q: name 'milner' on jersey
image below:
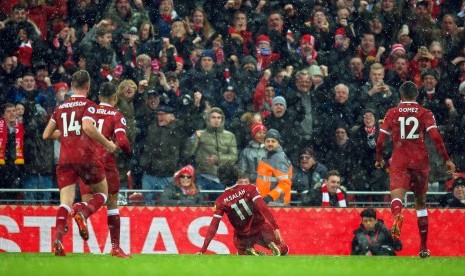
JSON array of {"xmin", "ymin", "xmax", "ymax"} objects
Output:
[
  {"xmin": 51, "ymin": 95, "xmax": 100, "ymax": 164},
  {"xmin": 213, "ymin": 184, "xmax": 268, "ymax": 236},
  {"xmin": 379, "ymin": 101, "xmax": 439, "ymax": 170}
]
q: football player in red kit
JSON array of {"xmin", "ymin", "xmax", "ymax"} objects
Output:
[
  {"xmin": 43, "ymin": 70, "xmax": 117, "ymax": 256},
  {"xmin": 375, "ymin": 81, "xmax": 455, "ymax": 258},
  {"xmin": 197, "ymin": 163, "xmax": 288, "ymax": 255},
  {"xmin": 74, "ymin": 82, "xmax": 131, "ymax": 258}
]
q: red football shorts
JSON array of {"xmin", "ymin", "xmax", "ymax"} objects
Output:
[
  {"xmin": 79, "ymin": 166, "xmax": 120, "ymax": 195},
  {"xmin": 56, "ymin": 163, "xmax": 106, "ymax": 189},
  {"xmin": 234, "ymin": 223, "xmax": 281, "ymax": 255},
  {"xmin": 389, "ymin": 167, "xmax": 430, "ymax": 195}
]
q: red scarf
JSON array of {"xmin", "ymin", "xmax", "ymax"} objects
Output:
[
  {"xmin": 161, "ymin": 14, "xmax": 172, "ymax": 23},
  {"xmin": 321, "ymin": 184, "xmax": 346, "ymax": 207},
  {"xmin": 0, "ymin": 118, "xmax": 25, "ymax": 165},
  {"xmin": 228, "ymin": 26, "xmax": 253, "ymax": 55},
  {"xmin": 365, "ymin": 126, "xmax": 376, "ymax": 135}
]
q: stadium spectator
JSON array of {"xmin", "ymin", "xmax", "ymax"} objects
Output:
[
  {"xmin": 238, "ymin": 122, "xmax": 267, "ymax": 184},
  {"xmin": 140, "ymin": 102, "xmax": 187, "ymax": 205},
  {"xmin": 184, "ymin": 107, "xmax": 238, "ymax": 193},
  {"xmin": 351, "ymin": 208, "xmax": 402, "ymax": 256},
  {"xmin": 23, "ymin": 0, "xmax": 67, "ymax": 41},
  {"xmin": 197, "ymin": 163, "xmax": 288, "ymax": 256},
  {"xmin": 304, "ymin": 169, "xmax": 348, "ymax": 207},
  {"xmin": 439, "ymin": 177, "xmax": 465, "ymax": 208},
  {"xmin": 115, "ymin": 79, "xmax": 137, "ymax": 190},
  {"xmin": 160, "ymin": 165, "xmax": 204, "ymax": 206},
  {"xmin": 0, "ymin": 3, "xmax": 40, "ymax": 59},
  {"xmin": 74, "ymin": 82, "xmax": 131, "ymax": 258},
  {"xmin": 264, "ymin": 96, "xmax": 303, "ymax": 165},
  {"xmin": 0, "ymin": 103, "xmax": 24, "ymax": 203},
  {"xmin": 218, "ymin": 84, "xmax": 244, "ymax": 130},
  {"xmin": 256, "ymin": 128, "xmax": 293, "ymax": 206},
  {"xmin": 324, "ymin": 125, "xmax": 355, "ymax": 190},
  {"xmin": 292, "ymin": 147, "xmax": 328, "ymax": 207},
  {"xmin": 0, "ymin": 56, "xmax": 23, "ymax": 105},
  {"xmin": 350, "ymin": 108, "xmax": 389, "ymax": 204},
  {"xmin": 360, "ymin": 62, "xmax": 398, "ymax": 118},
  {"xmin": 318, "ymin": 83, "xmax": 358, "ymax": 150},
  {"xmin": 21, "ymin": 79, "xmax": 54, "ymax": 205},
  {"xmin": 375, "ymin": 81, "xmax": 456, "ymax": 258},
  {"xmin": 43, "ymin": 70, "xmax": 117, "ymax": 256},
  {"xmin": 103, "ymin": 0, "xmax": 149, "ymax": 46}
]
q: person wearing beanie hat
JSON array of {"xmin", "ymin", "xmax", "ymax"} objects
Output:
[
  {"xmin": 271, "ymin": 96, "xmax": 287, "ymax": 110},
  {"xmin": 160, "ymin": 165, "xmax": 204, "ymax": 206},
  {"xmin": 389, "ymin": 44, "xmax": 406, "ymax": 57},
  {"xmin": 308, "ymin": 65, "xmax": 323, "ymax": 77},
  {"xmin": 298, "ymin": 34, "xmax": 318, "ymax": 65},
  {"xmin": 420, "ymin": 68, "xmax": 439, "ymax": 82},
  {"xmin": 241, "ymin": 55, "xmax": 257, "ymax": 68},
  {"xmin": 184, "ymin": 107, "xmax": 238, "ymax": 194},
  {"xmin": 54, "ymin": 82, "xmax": 69, "ymax": 94},
  {"xmin": 255, "ymin": 34, "xmax": 280, "ymax": 71},
  {"xmin": 238, "ymin": 123, "xmax": 267, "ymax": 183},
  {"xmin": 198, "ymin": 162, "xmax": 289, "ymax": 256},
  {"xmin": 256, "ymin": 128, "xmax": 292, "ymax": 206},
  {"xmin": 264, "ymin": 128, "xmax": 282, "ymax": 144},
  {"xmin": 439, "ymin": 177, "xmax": 465, "ymax": 208},
  {"xmin": 200, "ymin": 50, "xmax": 216, "ymax": 62},
  {"xmin": 351, "ymin": 207, "xmax": 403, "ymax": 255}
]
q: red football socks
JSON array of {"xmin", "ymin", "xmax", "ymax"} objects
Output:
[
  {"xmin": 390, "ymin": 198, "xmax": 403, "ymax": 216},
  {"xmin": 417, "ymin": 210, "xmax": 429, "ymax": 250},
  {"xmin": 108, "ymin": 209, "xmax": 121, "ymax": 249},
  {"xmin": 81, "ymin": 193, "xmax": 107, "ymax": 218},
  {"xmin": 55, "ymin": 205, "xmax": 70, "ymax": 241}
]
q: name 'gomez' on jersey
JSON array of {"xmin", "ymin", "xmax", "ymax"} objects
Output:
[
  {"xmin": 51, "ymin": 95, "xmax": 99, "ymax": 164},
  {"xmin": 214, "ymin": 184, "xmax": 267, "ymax": 236},
  {"xmin": 380, "ymin": 101, "xmax": 437, "ymax": 170},
  {"xmin": 93, "ymin": 103, "xmax": 130, "ymax": 167}
]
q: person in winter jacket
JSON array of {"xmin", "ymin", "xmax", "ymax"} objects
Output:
[{"xmin": 351, "ymin": 208, "xmax": 402, "ymax": 256}]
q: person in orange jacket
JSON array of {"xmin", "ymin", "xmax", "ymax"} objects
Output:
[{"xmin": 256, "ymin": 129, "xmax": 293, "ymax": 206}]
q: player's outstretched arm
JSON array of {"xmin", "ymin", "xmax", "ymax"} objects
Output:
[{"xmin": 198, "ymin": 216, "xmax": 221, "ymax": 254}]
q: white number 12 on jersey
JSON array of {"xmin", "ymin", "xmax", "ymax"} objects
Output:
[{"xmin": 398, "ymin": 116, "xmax": 419, "ymax": 139}]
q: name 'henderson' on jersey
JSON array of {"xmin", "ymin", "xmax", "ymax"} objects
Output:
[{"xmin": 379, "ymin": 101, "xmax": 438, "ymax": 169}]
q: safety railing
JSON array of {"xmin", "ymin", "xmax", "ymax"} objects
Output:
[{"xmin": 0, "ymin": 188, "xmax": 448, "ymax": 207}]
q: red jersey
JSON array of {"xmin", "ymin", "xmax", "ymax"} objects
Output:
[
  {"xmin": 377, "ymin": 101, "xmax": 449, "ymax": 170},
  {"xmin": 213, "ymin": 184, "xmax": 276, "ymax": 236},
  {"xmin": 51, "ymin": 95, "xmax": 99, "ymax": 164},
  {"xmin": 93, "ymin": 103, "xmax": 130, "ymax": 168}
]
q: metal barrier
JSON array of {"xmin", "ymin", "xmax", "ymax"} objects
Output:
[{"xmin": 0, "ymin": 188, "xmax": 448, "ymax": 207}]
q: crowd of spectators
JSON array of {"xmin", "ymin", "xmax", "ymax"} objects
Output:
[{"xmin": 1, "ymin": 0, "xmax": 465, "ymax": 207}]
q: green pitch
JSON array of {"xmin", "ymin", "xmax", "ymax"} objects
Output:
[{"xmin": 1, "ymin": 253, "xmax": 464, "ymax": 276}]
